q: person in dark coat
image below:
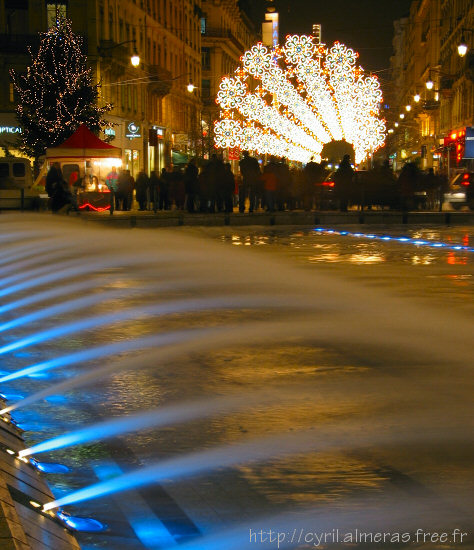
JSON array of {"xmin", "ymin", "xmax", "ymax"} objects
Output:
[
  {"xmin": 334, "ymin": 154, "xmax": 354, "ymax": 212},
  {"xmin": 304, "ymin": 158, "xmax": 325, "ymax": 210},
  {"xmin": 397, "ymin": 162, "xmax": 420, "ymax": 211},
  {"xmin": 184, "ymin": 159, "xmax": 199, "ymax": 212},
  {"xmin": 117, "ymin": 169, "xmax": 134, "ymax": 211},
  {"xmin": 198, "ymin": 163, "xmax": 211, "ymax": 212},
  {"xmin": 239, "ymin": 151, "xmax": 260, "ymax": 213},
  {"xmin": 149, "ymin": 170, "xmax": 160, "ymax": 212},
  {"xmin": 45, "ymin": 162, "xmax": 63, "ymax": 198},
  {"xmin": 159, "ymin": 167, "xmax": 171, "ymax": 210},
  {"xmin": 170, "ymin": 168, "xmax": 185, "ymax": 210},
  {"xmin": 222, "ymin": 163, "xmax": 235, "ymax": 213},
  {"xmin": 207, "ymin": 154, "xmax": 226, "ymax": 212},
  {"xmin": 46, "ymin": 162, "xmax": 74, "ymax": 212},
  {"xmin": 135, "ymin": 170, "xmax": 150, "ymax": 210}
]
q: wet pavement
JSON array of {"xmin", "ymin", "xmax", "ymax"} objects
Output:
[{"xmin": 0, "ymin": 214, "xmax": 472, "ymax": 550}]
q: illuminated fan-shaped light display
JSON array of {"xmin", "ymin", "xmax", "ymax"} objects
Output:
[{"xmin": 214, "ymin": 35, "xmax": 386, "ymax": 164}]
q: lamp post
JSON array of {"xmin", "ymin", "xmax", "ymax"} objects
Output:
[
  {"xmin": 98, "ymin": 39, "xmax": 140, "ymax": 67},
  {"xmin": 457, "ymin": 29, "xmax": 474, "ymax": 57}
]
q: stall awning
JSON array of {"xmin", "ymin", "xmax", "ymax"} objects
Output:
[{"xmin": 46, "ymin": 125, "xmax": 121, "ymax": 159}]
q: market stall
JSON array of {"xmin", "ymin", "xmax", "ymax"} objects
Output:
[{"xmin": 38, "ymin": 125, "xmax": 122, "ymax": 211}]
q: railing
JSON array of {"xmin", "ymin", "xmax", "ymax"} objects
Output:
[{"xmin": 202, "ymin": 27, "xmax": 245, "ymax": 50}]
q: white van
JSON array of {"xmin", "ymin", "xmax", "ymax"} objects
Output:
[{"xmin": 0, "ymin": 157, "xmax": 39, "ymax": 209}]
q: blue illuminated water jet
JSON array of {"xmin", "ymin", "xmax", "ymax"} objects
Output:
[
  {"xmin": 0, "ymin": 295, "xmax": 284, "ymax": 356},
  {"xmin": 0, "ymin": 280, "xmax": 99, "ymax": 315},
  {"xmin": 20, "ymin": 392, "xmax": 283, "ymax": 457},
  {"xmin": 0, "ymin": 288, "xmax": 129, "ymax": 333}
]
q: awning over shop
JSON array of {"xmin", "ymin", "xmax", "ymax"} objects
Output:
[{"xmin": 46, "ymin": 125, "xmax": 121, "ymax": 159}]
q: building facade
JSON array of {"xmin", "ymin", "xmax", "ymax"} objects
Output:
[
  {"xmin": 200, "ymin": 0, "xmax": 259, "ymax": 160},
  {"xmin": 0, "ymin": 0, "xmax": 203, "ymax": 175},
  {"xmin": 387, "ymin": 0, "xmax": 474, "ymax": 175}
]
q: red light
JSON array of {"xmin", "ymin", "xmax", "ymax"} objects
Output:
[
  {"xmin": 461, "ymin": 174, "xmax": 470, "ymax": 186},
  {"xmin": 451, "ymin": 133, "xmax": 457, "ymax": 140},
  {"xmin": 79, "ymin": 203, "xmax": 111, "ymax": 212}
]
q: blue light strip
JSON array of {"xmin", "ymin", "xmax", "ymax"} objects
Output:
[{"xmin": 312, "ymin": 228, "xmax": 474, "ymax": 253}]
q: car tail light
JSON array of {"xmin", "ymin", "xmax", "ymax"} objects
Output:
[
  {"xmin": 322, "ymin": 181, "xmax": 335, "ymax": 187},
  {"xmin": 461, "ymin": 173, "xmax": 471, "ymax": 186}
]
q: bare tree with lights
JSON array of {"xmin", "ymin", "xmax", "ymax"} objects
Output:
[{"xmin": 10, "ymin": 16, "xmax": 111, "ymax": 173}]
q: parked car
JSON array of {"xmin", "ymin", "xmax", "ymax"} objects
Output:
[
  {"xmin": 444, "ymin": 171, "xmax": 474, "ymax": 210},
  {"xmin": 0, "ymin": 157, "xmax": 40, "ymax": 209}
]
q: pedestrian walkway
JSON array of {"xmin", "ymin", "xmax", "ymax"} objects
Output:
[{"xmin": 77, "ymin": 208, "xmax": 474, "ymax": 228}]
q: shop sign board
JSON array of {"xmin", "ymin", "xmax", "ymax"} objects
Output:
[
  {"xmin": 0, "ymin": 126, "xmax": 21, "ymax": 134},
  {"xmin": 464, "ymin": 126, "xmax": 474, "ymax": 159},
  {"xmin": 126, "ymin": 122, "xmax": 141, "ymax": 139}
]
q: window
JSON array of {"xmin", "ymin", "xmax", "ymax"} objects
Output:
[
  {"xmin": 202, "ymin": 47, "xmax": 210, "ymax": 70},
  {"xmin": 12, "ymin": 163, "xmax": 26, "ymax": 177},
  {"xmin": 47, "ymin": 2, "xmax": 67, "ymax": 28},
  {"xmin": 201, "ymin": 79, "xmax": 210, "ymax": 100},
  {"xmin": 0, "ymin": 164, "xmax": 9, "ymax": 178},
  {"xmin": 200, "ymin": 17, "xmax": 206, "ymax": 34}
]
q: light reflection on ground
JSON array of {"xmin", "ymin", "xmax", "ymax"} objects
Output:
[{"xmin": 1, "ymin": 218, "xmax": 472, "ymax": 549}]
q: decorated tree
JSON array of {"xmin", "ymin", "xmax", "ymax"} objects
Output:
[{"xmin": 10, "ymin": 16, "xmax": 111, "ymax": 167}]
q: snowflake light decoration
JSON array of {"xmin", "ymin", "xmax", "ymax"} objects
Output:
[{"xmin": 214, "ymin": 35, "xmax": 386, "ymax": 164}]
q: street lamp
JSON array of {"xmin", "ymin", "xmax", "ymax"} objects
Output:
[
  {"xmin": 457, "ymin": 29, "xmax": 474, "ymax": 57},
  {"xmin": 426, "ymin": 78, "xmax": 434, "ymax": 90},
  {"xmin": 131, "ymin": 50, "xmax": 140, "ymax": 67},
  {"xmin": 98, "ymin": 39, "xmax": 140, "ymax": 67},
  {"xmin": 414, "ymin": 93, "xmax": 421, "ymax": 103},
  {"xmin": 187, "ymin": 83, "xmax": 196, "ymax": 93}
]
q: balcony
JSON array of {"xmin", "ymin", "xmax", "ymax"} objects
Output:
[
  {"xmin": 148, "ymin": 65, "xmax": 173, "ymax": 97},
  {"xmin": 201, "ymin": 27, "xmax": 245, "ymax": 51}
]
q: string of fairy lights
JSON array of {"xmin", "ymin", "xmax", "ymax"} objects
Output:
[
  {"xmin": 11, "ymin": 18, "xmax": 110, "ymax": 158},
  {"xmin": 213, "ymin": 34, "xmax": 386, "ymax": 164}
]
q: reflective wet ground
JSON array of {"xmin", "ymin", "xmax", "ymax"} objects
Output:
[{"xmin": 0, "ymin": 215, "xmax": 472, "ymax": 550}]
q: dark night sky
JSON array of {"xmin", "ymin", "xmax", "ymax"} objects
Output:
[{"xmin": 244, "ymin": 0, "xmax": 412, "ymax": 76}]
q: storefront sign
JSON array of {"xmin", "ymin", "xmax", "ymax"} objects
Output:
[
  {"xmin": 464, "ymin": 126, "xmax": 474, "ymax": 159},
  {"xmin": 126, "ymin": 122, "xmax": 141, "ymax": 139},
  {"xmin": 0, "ymin": 126, "xmax": 21, "ymax": 134},
  {"xmin": 152, "ymin": 126, "xmax": 165, "ymax": 139},
  {"xmin": 105, "ymin": 128, "xmax": 116, "ymax": 137}
]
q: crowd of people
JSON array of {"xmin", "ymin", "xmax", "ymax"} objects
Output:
[{"xmin": 45, "ymin": 153, "xmax": 449, "ymax": 214}]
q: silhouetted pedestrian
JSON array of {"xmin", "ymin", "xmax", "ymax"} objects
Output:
[
  {"xmin": 135, "ymin": 170, "xmax": 150, "ymax": 210},
  {"xmin": 184, "ymin": 159, "xmax": 199, "ymax": 212},
  {"xmin": 334, "ymin": 154, "xmax": 354, "ymax": 211},
  {"xmin": 239, "ymin": 151, "xmax": 260, "ymax": 213},
  {"xmin": 223, "ymin": 163, "xmax": 235, "ymax": 213}
]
